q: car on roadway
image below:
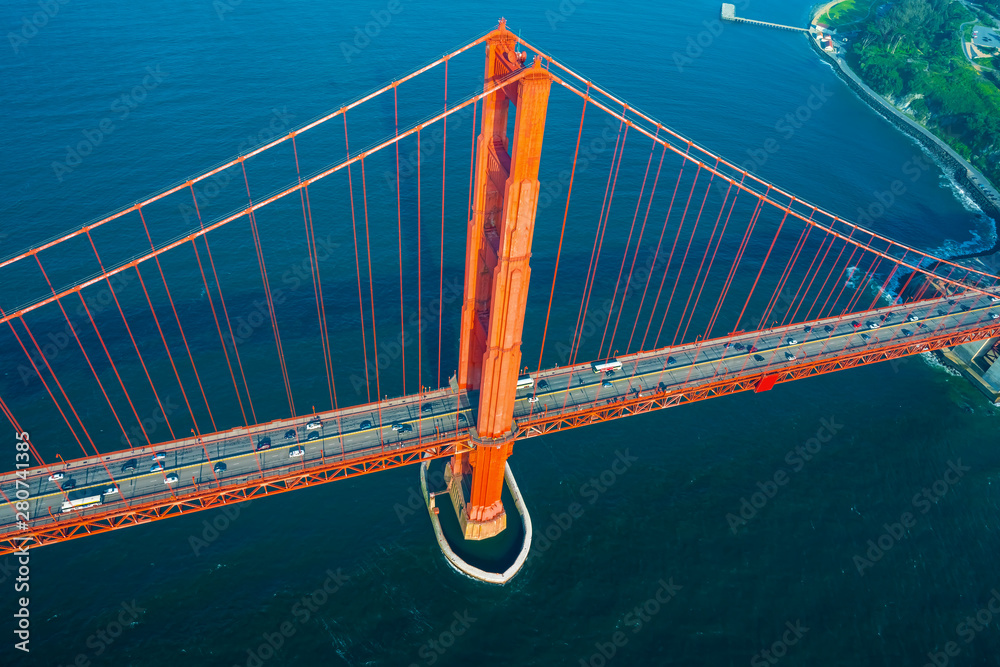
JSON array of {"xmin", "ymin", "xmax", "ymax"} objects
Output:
[
  {"xmin": 602, "ymin": 380, "xmax": 613, "ymax": 388},
  {"xmin": 306, "ymin": 419, "xmax": 322, "ymax": 430},
  {"xmin": 824, "ymin": 325, "xmax": 834, "ymax": 332},
  {"xmin": 907, "ymin": 314, "xmax": 919, "ymax": 322},
  {"xmin": 150, "ymin": 462, "xmax": 163, "ymax": 472},
  {"xmin": 397, "ymin": 423, "xmax": 413, "ymax": 432},
  {"xmin": 990, "ymin": 296, "xmax": 999, "ymax": 303},
  {"xmin": 733, "ymin": 343, "xmax": 744, "ymax": 351},
  {"xmin": 63, "ymin": 479, "xmax": 77, "ymax": 490},
  {"xmin": 937, "ymin": 309, "xmax": 947, "ymax": 316},
  {"xmin": 753, "ymin": 354, "xmax": 765, "ymax": 362},
  {"xmin": 867, "ymin": 321, "xmax": 880, "ymax": 329},
  {"xmin": 917, "ymin": 322, "xmax": 927, "ymax": 328},
  {"xmin": 860, "ymin": 333, "xmax": 871, "ymax": 341},
  {"xmin": 667, "ymin": 356, "xmax": 677, "ymax": 365},
  {"xmin": 902, "ymin": 329, "xmax": 913, "ymax": 337},
  {"xmin": 748, "ymin": 345, "xmax": 758, "ymax": 352},
  {"xmin": 360, "ymin": 420, "xmax": 373, "ymax": 430},
  {"xmin": 785, "ymin": 351, "xmax": 796, "ymax": 360},
  {"xmin": 528, "ymin": 396, "xmax": 539, "ymax": 403},
  {"xmin": 724, "ymin": 342, "xmax": 732, "ymax": 349},
  {"xmin": 879, "ymin": 314, "xmax": 889, "ymax": 322},
  {"xmin": 421, "ymin": 403, "xmax": 433, "ymax": 413},
  {"xmin": 458, "ymin": 413, "xmax": 468, "ymax": 424},
  {"xmin": 48, "ymin": 472, "xmax": 64, "ymax": 481},
  {"xmin": 804, "ymin": 326, "xmax": 812, "ymax": 332},
  {"xmin": 213, "ymin": 462, "xmax": 227, "ymax": 473},
  {"xmin": 104, "ymin": 485, "xmax": 119, "ymax": 495},
  {"xmin": 165, "ymin": 474, "xmax": 179, "ymax": 484},
  {"xmin": 961, "ymin": 304, "xmax": 971, "ymax": 312},
  {"xmin": 307, "ymin": 431, "xmax": 320, "ymax": 441},
  {"xmin": 122, "ymin": 459, "xmax": 137, "ymax": 473},
  {"xmin": 785, "ymin": 337, "xmax": 797, "ymax": 345},
  {"xmin": 851, "ymin": 321, "xmax": 861, "ymax": 329},
  {"xmin": 152, "ymin": 452, "xmax": 166, "ymax": 461},
  {"xmin": 991, "ymin": 313, "xmax": 999, "ymax": 320},
  {"xmin": 284, "ymin": 429, "xmax": 296, "ymax": 440},
  {"xmin": 289, "ymin": 447, "xmax": 304, "ymax": 458},
  {"xmin": 538, "ymin": 380, "xmax": 549, "ymax": 389},
  {"xmin": 256, "ymin": 437, "xmax": 271, "ymax": 451}
]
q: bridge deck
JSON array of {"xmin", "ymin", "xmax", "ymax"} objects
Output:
[{"xmin": 2, "ymin": 290, "xmax": 998, "ymax": 552}]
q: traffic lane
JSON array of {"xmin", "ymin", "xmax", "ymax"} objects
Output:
[{"xmin": 516, "ymin": 301, "xmax": 998, "ymax": 418}]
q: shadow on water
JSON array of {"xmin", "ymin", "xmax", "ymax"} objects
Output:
[{"xmin": 426, "ymin": 459, "xmax": 525, "ymax": 574}]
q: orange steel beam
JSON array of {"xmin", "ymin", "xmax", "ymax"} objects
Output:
[
  {"xmin": 2, "ymin": 322, "xmax": 997, "ymax": 555},
  {"xmin": 515, "ymin": 322, "xmax": 1000, "ymax": 439},
  {"xmin": 453, "ymin": 22, "xmax": 551, "ymax": 537},
  {"xmin": 0, "ymin": 437, "xmax": 471, "ymax": 557}
]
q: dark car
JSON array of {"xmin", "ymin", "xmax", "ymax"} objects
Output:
[
  {"xmin": 421, "ymin": 403, "xmax": 433, "ymax": 413},
  {"xmin": 121, "ymin": 458, "xmax": 137, "ymax": 473},
  {"xmin": 901, "ymin": 329, "xmax": 913, "ymax": 337},
  {"xmin": 824, "ymin": 325, "xmax": 834, "ymax": 332},
  {"xmin": 733, "ymin": 343, "xmax": 744, "ymax": 351},
  {"xmin": 667, "ymin": 356, "xmax": 677, "ymax": 365},
  {"xmin": 748, "ymin": 346, "xmax": 758, "ymax": 353},
  {"xmin": 803, "ymin": 326, "xmax": 812, "ymax": 332},
  {"xmin": 538, "ymin": 380, "xmax": 548, "ymax": 389},
  {"xmin": 284, "ymin": 429, "xmax": 296, "ymax": 440},
  {"xmin": 396, "ymin": 423, "xmax": 413, "ymax": 433},
  {"xmin": 602, "ymin": 380, "xmax": 613, "ymax": 388},
  {"xmin": 359, "ymin": 420, "xmax": 373, "ymax": 430},
  {"xmin": 457, "ymin": 413, "xmax": 468, "ymax": 423},
  {"xmin": 937, "ymin": 309, "xmax": 947, "ymax": 316},
  {"xmin": 213, "ymin": 462, "xmax": 227, "ymax": 473},
  {"xmin": 753, "ymin": 354, "xmax": 765, "ymax": 362},
  {"xmin": 256, "ymin": 437, "xmax": 271, "ymax": 451},
  {"xmin": 63, "ymin": 479, "xmax": 77, "ymax": 490},
  {"xmin": 961, "ymin": 305, "xmax": 971, "ymax": 312},
  {"xmin": 307, "ymin": 431, "xmax": 320, "ymax": 441}
]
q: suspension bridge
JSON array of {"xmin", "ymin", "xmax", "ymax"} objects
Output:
[{"xmin": 1, "ymin": 21, "xmax": 999, "ymax": 556}]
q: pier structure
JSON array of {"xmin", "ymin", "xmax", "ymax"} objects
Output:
[{"xmin": 721, "ymin": 3, "xmax": 810, "ymax": 32}]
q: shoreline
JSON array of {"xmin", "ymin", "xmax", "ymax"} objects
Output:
[{"xmin": 807, "ymin": 3, "xmax": 1000, "ymax": 260}]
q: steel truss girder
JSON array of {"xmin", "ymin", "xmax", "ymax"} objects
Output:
[
  {"xmin": 0, "ymin": 438, "xmax": 470, "ymax": 556},
  {"xmin": 513, "ymin": 324, "xmax": 1000, "ymax": 440}
]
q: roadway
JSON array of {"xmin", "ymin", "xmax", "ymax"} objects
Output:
[{"xmin": 1, "ymin": 288, "xmax": 998, "ymax": 536}]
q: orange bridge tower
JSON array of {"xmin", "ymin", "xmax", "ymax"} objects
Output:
[{"xmin": 447, "ymin": 20, "xmax": 552, "ymax": 540}]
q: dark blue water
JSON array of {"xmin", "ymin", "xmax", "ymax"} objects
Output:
[{"xmin": 3, "ymin": 1, "xmax": 1000, "ymax": 665}]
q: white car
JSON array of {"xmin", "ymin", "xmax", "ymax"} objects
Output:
[
  {"xmin": 104, "ymin": 486, "xmax": 119, "ymax": 496},
  {"xmin": 990, "ymin": 296, "xmax": 999, "ymax": 303},
  {"xmin": 305, "ymin": 421, "xmax": 322, "ymax": 430},
  {"xmin": 289, "ymin": 447, "xmax": 304, "ymax": 458},
  {"xmin": 528, "ymin": 396, "xmax": 539, "ymax": 403},
  {"xmin": 991, "ymin": 313, "xmax": 999, "ymax": 320},
  {"xmin": 151, "ymin": 452, "xmax": 166, "ymax": 461},
  {"xmin": 48, "ymin": 472, "xmax": 64, "ymax": 481},
  {"xmin": 785, "ymin": 351, "xmax": 796, "ymax": 360},
  {"xmin": 907, "ymin": 314, "xmax": 919, "ymax": 322},
  {"xmin": 164, "ymin": 474, "xmax": 179, "ymax": 484},
  {"xmin": 867, "ymin": 321, "xmax": 880, "ymax": 329},
  {"xmin": 786, "ymin": 338, "xmax": 797, "ymax": 345}
]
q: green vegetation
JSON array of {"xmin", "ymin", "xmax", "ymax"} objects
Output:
[
  {"xmin": 831, "ymin": 0, "xmax": 1000, "ymax": 187},
  {"xmin": 817, "ymin": 0, "xmax": 879, "ymax": 27}
]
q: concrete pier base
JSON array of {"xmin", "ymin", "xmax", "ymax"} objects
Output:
[
  {"xmin": 421, "ymin": 461, "xmax": 532, "ymax": 585},
  {"xmin": 943, "ymin": 337, "xmax": 1000, "ymax": 403}
]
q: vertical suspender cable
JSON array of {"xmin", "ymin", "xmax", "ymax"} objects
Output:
[
  {"xmin": 186, "ymin": 186, "xmax": 248, "ymax": 427},
  {"xmin": 438, "ymin": 58, "xmax": 448, "ymax": 388},
  {"xmin": 538, "ymin": 94, "xmax": 588, "ymax": 371},
  {"xmin": 137, "ymin": 206, "xmax": 212, "ymax": 433},
  {"xmin": 343, "ymin": 114, "xmax": 372, "ymax": 402},
  {"xmin": 241, "ymin": 160, "xmax": 296, "ymax": 416}
]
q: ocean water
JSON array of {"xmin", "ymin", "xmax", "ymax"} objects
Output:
[{"xmin": 2, "ymin": 1, "xmax": 1000, "ymax": 665}]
